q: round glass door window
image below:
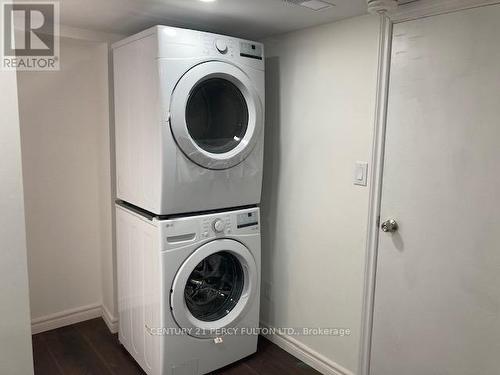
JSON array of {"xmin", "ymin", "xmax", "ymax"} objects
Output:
[
  {"xmin": 184, "ymin": 251, "xmax": 244, "ymax": 322},
  {"xmin": 185, "ymin": 78, "xmax": 249, "ymax": 154}
]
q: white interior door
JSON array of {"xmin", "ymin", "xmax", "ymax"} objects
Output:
[{"xmin": 370, "ymin": 5, "xmax": 500, "ymax": 375}]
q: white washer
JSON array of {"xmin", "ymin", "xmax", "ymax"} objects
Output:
[
  {"xmin": 112, "ymin": 26, "xmax": 265, "ymax": 215},
  {"xmin": 116, "ymin": 203, "xmax": 261, "ymax": 375}
]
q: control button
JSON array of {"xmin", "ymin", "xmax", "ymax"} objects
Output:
[
  {"xmin": 212, "ymin": 219, "xmax": 226, "ymax": 233},
  {"xmin": 215, "ymin": 40, "xmax": 228, "ymax": 54}
]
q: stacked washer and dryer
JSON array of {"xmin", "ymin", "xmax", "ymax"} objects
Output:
[{"xmin": 112, "ymin": 26, "xmax": 265, "ymax": 375}]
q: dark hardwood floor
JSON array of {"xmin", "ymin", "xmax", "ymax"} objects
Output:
[{"xmin": 32, "ymin": 318, "xmax": 321, "ymax": 375}]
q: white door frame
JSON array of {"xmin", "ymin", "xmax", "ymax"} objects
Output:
[{"xmin": 358, "ymin": 1, "xmax": 500, "ymax": 375}]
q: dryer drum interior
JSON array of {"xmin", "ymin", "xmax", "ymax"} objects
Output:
[
  {"xmin": 169, "ymin": 60, "xmax": 263, "ymax": 171},
  {"xmin": 186, "ymin": 78, "xmax": 249, "ymax": 154}
]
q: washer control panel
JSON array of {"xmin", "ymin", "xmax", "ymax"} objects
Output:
[
  {"xmin": 200, "ymin": 208, "xmax": 259, "ymax": 239},
  {"xmin": 160, "ymin": 208, "xmax": 260, "ymax": 250},
  {"xmin": 212, "ymin": 218, "xmax": 226, "ymax": 233},
  {"xmin": 237, "ymin": 211, "xmax": 259, "ymax": 229},
  {"xmin": 201, "ymin": 215, "xmax": 232, "ymax": 238}
]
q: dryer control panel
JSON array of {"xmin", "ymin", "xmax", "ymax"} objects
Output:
[
  {"xmin": 199, "ymin": 35, "xmax": 263, "ymax": 62},
  {"xmin": 201, "ymin": 35, "xmax": 236, "ymax": 57},
  {"xmin": 239, "ymin": 41, "xmax": 263, "ymax": 60},
  {"xmin": 150, "ymin": 26, "xmax": 265, "ymax": 70}
]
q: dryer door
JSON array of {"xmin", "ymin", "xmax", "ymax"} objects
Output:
[
  {"xmin": 170, "ymin": 61, "xmax": 263, "ymax": 170},
  {"xmin": 170, "ymin": 239, "xmax": 257, "ymax": 338}
]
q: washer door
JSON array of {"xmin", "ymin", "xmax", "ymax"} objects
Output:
[
  {"xmin": 170, "ymin": 239, "xmax": 257, "ymax": 338},
  {"xmin": 170, "ymin": 61, "xmax": 263, "ymax": 170}
]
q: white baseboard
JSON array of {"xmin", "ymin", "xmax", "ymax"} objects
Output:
[
  {"xmin": 31, "ymin": 303, "xmax": 102, "ymax": 335},
  {"xmin": 260, "ymin": 321, "xmax": 354, "ymax": 375},
  {"xmin": 102, "ymin": 304, "xmax": 119, "ymax": 334}
]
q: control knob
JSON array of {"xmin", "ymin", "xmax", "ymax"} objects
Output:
[
  {"xmin": 215, "ymin": 40, "xmax": 228, "ymax": 54},
  {"xmin": 212, "ymin": 219, "xmax": 226, "ymax": 233}
]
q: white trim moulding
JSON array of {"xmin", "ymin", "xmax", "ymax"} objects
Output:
[
  {"xmin": 31, "ymin": 303, "xmax": 119, "ymax": 335},
  {"xmin": 358, "ymin": 13, "xmax": 393, "ymax": 375},
  {"xmin": 359, "ymin": 1, "xmax": 500, "ymax": 375},
  {"xmin": 102, "ymin": 304, "xmax": 119, "ymax": 334},
  {"xmin": 389, "ymin": 0, "xmax": 500, "ymax": 23},
  {"xmin": 31, "ymin": 303, "xmax": 102, "ymax": 335},
  {"xmin": 260, "ymin": 321, "xmax": 354, "ymax": 375}
]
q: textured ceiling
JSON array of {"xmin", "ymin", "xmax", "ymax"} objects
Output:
[{"xmin": 59, "ymin": 0, "xmax": 369, "ymax": 40}]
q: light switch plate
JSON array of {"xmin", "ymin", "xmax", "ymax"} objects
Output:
[{"xmin": 354, "ymin": 162, "xmax": 368, "ymax": 186}]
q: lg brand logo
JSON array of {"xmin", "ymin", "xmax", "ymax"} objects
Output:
[{"xmin": 2, "ymin": 1, "xmax": 59, "ymax": 70}]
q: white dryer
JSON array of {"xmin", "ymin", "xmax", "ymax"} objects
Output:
[
  {"xmin": 116, "ymin": 203, "xmax": 261, "ymax": 375},
  {"xmin": 113, "ymin": 26, "xmax": 265, "ymax": 215}
]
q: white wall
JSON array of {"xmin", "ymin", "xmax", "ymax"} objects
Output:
[
  {"xmin": 0, "ymin": 71, "xmax": 34, "ymax": 374},
  {"xmin": 17, "ymin": 36, "xmax": 116, "ymax": 332},
  {"xmin": 261, "ymin": 15, "xmax": 380, "ymax": 374}
]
